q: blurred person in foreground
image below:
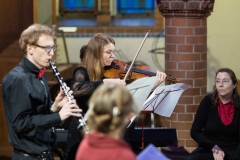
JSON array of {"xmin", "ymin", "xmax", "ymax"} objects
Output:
[{"xmin": 75, "ymin": 83, "xmax": 139, "ymax": 160}]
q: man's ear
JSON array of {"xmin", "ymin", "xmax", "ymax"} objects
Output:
[{"xmin": 26, "ymin": 44, "xmax": 34, "ymax": 55}]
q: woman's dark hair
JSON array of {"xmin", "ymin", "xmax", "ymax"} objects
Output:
[
  {"xmin": 212, "ymin": 68, "xmax": 240, "ymax": 109},
  {"xmin": 79, "ymin": 45, "xmax": 87, "ymax": 60}
]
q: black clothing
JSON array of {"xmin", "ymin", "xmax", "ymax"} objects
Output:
[
  {"xmin": 186, "ymin": 146, "xmax": 238, "ymax": 160},
  {"xmin": 2, "ymin": 57, "xmax": 62, "ymax": 157},
  {"xmin": 187, "ymin": 94, "xmax": 240, "ymax": 160},
  {"xmin": 71, "ymin": 66, "xmax": 103, "ymax": 113},
  {"xmin": 13, "ymin": 148, "xmax": 53, "ymax": 160},
  {"xmin": 64, "ymin": 66, "xmax": 103, "ymax": 160}
]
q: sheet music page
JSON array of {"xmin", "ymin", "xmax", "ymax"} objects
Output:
[
  {"xmin": 85, "ymin": 77, "xmax": 157, "ymax": 123},
  {"xmin": 126, "ymin": 76, "xmax": 158, "ymax": 111},
  {"xmin": 142, "ymin": 83, "xmax": 190, "ymax": 117}
]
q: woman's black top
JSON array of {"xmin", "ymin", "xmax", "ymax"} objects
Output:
[{"xmin": 64, "ymin": 66, "xmax": 103, "ymax": 160}]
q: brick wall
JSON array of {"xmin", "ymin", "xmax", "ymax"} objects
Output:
[
  {"xmin": 165, "ymin": 17, "xmax": 207, "ymax": 153},
  {"xmin": 156, "ymin": 0, "xmax": 215, "ymax": 153}
]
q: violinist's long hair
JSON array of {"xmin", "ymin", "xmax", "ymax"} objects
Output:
[
  {"xmin": 82, "ymin": 33, "xmax": 115, "ymax": 81},
  {"xmin": 212, "ymin": 68, "xmax": 240, "ymax": 109}
]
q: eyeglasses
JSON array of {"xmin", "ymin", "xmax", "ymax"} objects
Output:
[
  {"xmin": 104, "ymin": 50, "xmax": 115, "ymax": 56},
  {"xmin": 33, "ymin": 44, "xmax": 57, "ymax": 53},
  {"xmin": 215, "ymin": 79, "xmax": 231, "ymax": 85}
]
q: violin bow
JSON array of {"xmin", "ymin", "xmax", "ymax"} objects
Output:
[{"xmin": 123, "ymin": 30, "xmax": 150, "ymax": 82}]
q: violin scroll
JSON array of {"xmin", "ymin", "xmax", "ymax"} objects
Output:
[{"xmin": 166, "ymin": 75, "xmax": 181, "ymax": 84}]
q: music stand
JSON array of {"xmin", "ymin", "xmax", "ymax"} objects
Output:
[
  {"xmin": 127, "ymin": 80, "xmax": 190, "ymax": 148},
  {"xmin": 141, "ymin": 83, "xmax": 190, "ymax": 117}
]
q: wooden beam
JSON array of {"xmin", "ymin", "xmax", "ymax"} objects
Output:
[{"xmin": 33, "ymin": 0, "xmax": 38, "ymax": 23}]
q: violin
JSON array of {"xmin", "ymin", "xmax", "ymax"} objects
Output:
[
  {"xmin": 104, "ymin": 30, "xmax": 180, "ymax": 84},
  {"xmin": 104, "ymin": 59, "xmax": 180, "ymax": 84}
]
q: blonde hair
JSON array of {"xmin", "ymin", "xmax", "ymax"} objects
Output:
[
  {"xmin": 19, "ymin": 24, "xmax": 55, "ymax": 53},
  {"xmin": 87, "ymin": 83, "xmax": 138, "ymax": 134},
  {"xmin": 81, "ymin": 33, "xmax": 115, "ymax": 81}
]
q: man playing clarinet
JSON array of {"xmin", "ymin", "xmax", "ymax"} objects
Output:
[{"xmin": 2, "ymin": 23, "xmax": 82, "ymax": 160}]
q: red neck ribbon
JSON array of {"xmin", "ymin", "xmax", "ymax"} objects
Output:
[{"xmin": 38, "ymin": 68, "xmax": 46, "ymax": 79}]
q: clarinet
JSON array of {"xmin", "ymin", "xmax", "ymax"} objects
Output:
[{"xmin": 49, "ymin": 60, "xmax": 89, "ymax": 134}]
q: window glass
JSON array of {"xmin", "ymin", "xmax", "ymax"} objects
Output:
[
  {"xmin": 62, "ymin": 0, "xmax": 94, "ymax": 11},
  {"xmin": 117, "ymin": 0, "xmax": 155, "ymax": 14}
]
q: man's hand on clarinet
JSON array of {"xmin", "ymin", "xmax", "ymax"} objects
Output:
[
  {"xmin": 51, "ymin": 87, "xmax": 75, "ymax": 112},
  {"xmin": 59, "ymin": 100, "xmax": 82, "ymax": 121}
]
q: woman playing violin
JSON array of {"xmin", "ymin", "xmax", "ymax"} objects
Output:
[{"xmin": 65, "ymin": 33, "xmax": 167, "ymax": 160}]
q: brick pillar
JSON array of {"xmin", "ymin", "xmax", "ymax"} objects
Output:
[{"xmin": 156, "ymin": 0, "xmax": 215, "ymax": 152}]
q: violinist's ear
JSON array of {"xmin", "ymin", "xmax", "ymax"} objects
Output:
[{"xmin": 233, "ymin": 84, "xmax": 236, "ymax": 90}]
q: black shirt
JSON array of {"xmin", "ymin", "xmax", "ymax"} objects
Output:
[
  {"xmin": 71, "ymin": 66, "xmax": 103, "ymax": 113},
  {"xmin": 64, "ymin": 66, "xmax": 103, "ymax": 160},
  {"xmin": 190, "ymin": 94, "xmax": 240, "ymax": 158},
  {"xmin": 2, "ymin": 57, "xmax": 62, "ymax": 155}
]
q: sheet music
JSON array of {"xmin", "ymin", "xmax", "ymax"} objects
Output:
[
  {"xmin": 142, "ymin": 83, "xmax": 190, "ymax": 117},
  {"xmin": 126, "ymin": 76, "xmax": 158, "ymax": 111},
  {"xmin": 126, "ymin": 76, "xmax": 164, "ymax": 128},
  {"xmin": 84, "ymin": 77, "xmax": 157, "ymax": 123}
]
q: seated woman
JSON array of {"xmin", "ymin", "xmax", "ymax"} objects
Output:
[
  {"xmin": 75, "ymin": 83, "xmax": 139, "ymax": 160},
  {"xmin": 186, "ymin": 68, "xmax": 240, "ymax": 160}
]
